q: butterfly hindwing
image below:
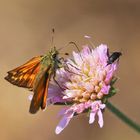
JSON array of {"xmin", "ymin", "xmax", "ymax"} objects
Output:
[
  {"xmin": 29, "ymin": 65, "xmax": 52, "ymax": 114},
  {"xmin": 5, "ymin": 56, "xmax": 42, "ymax": 89}
]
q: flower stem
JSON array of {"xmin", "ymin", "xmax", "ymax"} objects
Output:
[{"xmin": 106, "ymin": 101, "xmax": 140, "ymax": 133}]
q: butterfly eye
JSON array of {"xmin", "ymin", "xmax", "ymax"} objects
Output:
[{"xmin": 52, "ymin": 53, "xmax": 57, "ymax": 58}]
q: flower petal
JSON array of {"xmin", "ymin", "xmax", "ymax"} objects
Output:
[
  {"xmin": 73, "ymin": 51, "xmax": 83, "ymax": 66},
  {"xmin": 55, "ymin": 111, "xmax": 74, "ymax": 134},
  {"xmin": 97, "ymin": 44, "xmax": 108, "ymax": 64},
  {"xmin": 63, "ymin": 89, "xmax": 81, "ymax": 98},
  {"xmin": 74, "ymin": 103, "xmax": 85, "ymax": 113},
  {"xmin": 89, "ymin": 111, "xmax": 96, "ymax": 124},
  {"xmin": 84, "ymin": 35, "xmax": 91, "ymax": 39},
  {"xmin": 58, "ymin": 107, "xmax": 70, "ymax": 116},
  {"xmin": 97, "ymin": 110, "xmax": 104, "ymax": 128},
  {"xmin": 28, "ymin": 94, "xmax": 33, "ymax": 101},
  {"xmin": 47, "ymin": 86, "xmax": 65, "ymax": 105},
  {"xmin": 101, "ymin": 85, "xmax": 110, "ymax": 95},
  {"xmin": 81, "ymin": 45, "xmax": 91, "ymax": 56},
  {"xmin": 100, "ymin": 104, "xmax": 106, "ymax": 109}
]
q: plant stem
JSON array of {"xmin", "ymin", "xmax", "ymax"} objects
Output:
[{"xmin": 106, "ymin": 101, "xmax": 140, "ymax": 133}]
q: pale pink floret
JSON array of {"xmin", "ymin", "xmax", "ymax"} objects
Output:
[
  {"xmin": 89, "ymin": 100, "xmax": 106, "ymax": 127},
  {"xmin": 84, "ymin": 35, "xmax": 91, "ymax": 39},
  {"xmin": 55, "ymin": 101, "xmax": 105, "ymax": 134}
]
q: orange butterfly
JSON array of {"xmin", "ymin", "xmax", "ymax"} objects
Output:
[{"xmin": 5, "ymin": 47, "xmax": 62, "ymax": 114}]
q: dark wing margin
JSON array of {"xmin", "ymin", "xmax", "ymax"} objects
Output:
[
  {"xmin": 29, "ymin": 66, "xmax": 52, "ymax": 114},
  {"xmin": 5, "ymin": 56, "xmax": 42, "ymax": 89}
]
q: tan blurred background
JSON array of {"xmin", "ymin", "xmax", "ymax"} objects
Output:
[{"xmin": 0, "ymin": 0, "xmax": 140, "ymax": 140}]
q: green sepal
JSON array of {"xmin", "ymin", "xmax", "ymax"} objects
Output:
[
  {"xmin": 105, "ymin": 86, "xmax": 117, "ymax": 99},
  {"xmin": 87, "ymin": 109, "xmax": 91, "ymax": 117},
  {"xmin": 110, "ymin": 77, "xmax": 118, "ymax": 86}
]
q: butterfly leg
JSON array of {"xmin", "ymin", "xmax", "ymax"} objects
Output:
[
  {"xmin": 59, "ymin": 57, "xmax": 81, "ymax": 73},
  {"xmin": 53, "ymin": 72, "xmax": 65, "ymax": 90},
  {"xmin": 64, "ymin": 62, "xmax": 83, "ymax": 76}
]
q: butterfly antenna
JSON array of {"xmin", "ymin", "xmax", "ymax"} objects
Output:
[
  {"xmin": 84, "ymin": 35, "xmax": 96, "ymax": 49},
  {"xmin": 52, "ymin": 28, "xmax": 55, "ymax": 47},
  {"xmin": 67, "ymin": 41, "xmax": 84, "ymax": 60},
  {"xmin": 68, "ymin": 41, "xmax": 81, "ymax": 53},
  {"xmin": 58, "ymin": 41, "xmax": 83, "ymax": 60},
  {"xmin": 58, "ymin": 41, "xmax": 80, "ymax": 53}
]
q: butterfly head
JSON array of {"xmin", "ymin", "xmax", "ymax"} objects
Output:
[{"xmin": 50, "ymin": 47, "xmax": 59, "ymax": 59}]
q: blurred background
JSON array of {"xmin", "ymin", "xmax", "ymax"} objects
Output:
[{"xmin": 0, "ymin": 0, "xmax": 140, "ymax": 140}]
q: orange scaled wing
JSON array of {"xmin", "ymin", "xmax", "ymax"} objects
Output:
[
  {"xmin": 29, "ymin": 66, "xmax": 52, "ymax": 114},
  {"xmin": 5, "ymin": 56, "xmax": 42, "ymax": 89}
]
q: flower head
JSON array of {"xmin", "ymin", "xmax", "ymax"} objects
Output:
[
  {"xmin": 59, "ymin": 44, "xmax": 118, "ymax": 101},
  {"xmin": 53, "ymin": 44, "xmax": 119, "ymax": 134}
]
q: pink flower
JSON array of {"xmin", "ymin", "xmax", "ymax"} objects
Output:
[
  {"xmin": 60, "ymin": 44, "xmax": 118, "ymax": 101},
  {"xmin": 54, "ymin": 44, "xmax": 118, "ymax": 134}
]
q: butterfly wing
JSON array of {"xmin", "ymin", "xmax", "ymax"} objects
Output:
[
  {"xmin": 5, "ymin": 56, "xmax": 42, "ymax": 89},
  {"xmin": 29, "ymin": 65, "xmax": 52, "ymax": 114}
]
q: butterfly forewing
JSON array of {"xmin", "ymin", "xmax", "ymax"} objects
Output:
[{"xmin": 5, "ymin": 56, "xmax": 42, "ymax": 89}]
